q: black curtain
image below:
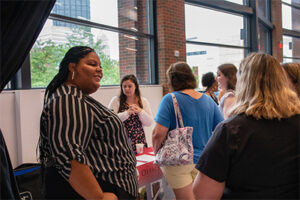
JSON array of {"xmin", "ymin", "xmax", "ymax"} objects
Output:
[
  {"xmin": 0, "ymin": 0, "xmax": 56, "ymax": 92},
  {"xmin": 0, "ymin": 129, "xmax": 20, "ymax": 199}
]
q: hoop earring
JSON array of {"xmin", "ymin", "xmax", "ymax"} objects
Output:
[{"xmin": 72, "ymin": 72, "xmax": 75, "ymax": 80}]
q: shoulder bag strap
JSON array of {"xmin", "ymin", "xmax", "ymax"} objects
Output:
[{"xmin": 170, "ymin": 93, "xmax": 184, "ymax": 128}]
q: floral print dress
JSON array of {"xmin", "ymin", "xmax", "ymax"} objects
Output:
[{"xmin": 122, "ymin": 104, "xmax": 148, "ymax": 153}]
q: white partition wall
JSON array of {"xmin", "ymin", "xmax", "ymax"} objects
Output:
[
  {"xmin": 0, "ymin": 91, "xmax": 18, "ymax": 167},
  {"xmin": 0, "ymin": 85, "xmax": 163, "ymax": 168},
  {"xmin": 14, "ymin": 90, "xmax": 45, "ymax": 164}
]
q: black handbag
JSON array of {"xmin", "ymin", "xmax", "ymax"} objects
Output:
[{"xmin": 14, "ymin": 163, "xmax": 43, "ymax": 200}]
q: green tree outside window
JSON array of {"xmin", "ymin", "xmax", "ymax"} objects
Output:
[{"xmin": 31, "ymin": 26, "xmax": 120, "ymax": 87}]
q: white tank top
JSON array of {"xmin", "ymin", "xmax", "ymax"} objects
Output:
[{"xmin": 219, "ymin": 91, "xmax": 235, "ymax": 114}]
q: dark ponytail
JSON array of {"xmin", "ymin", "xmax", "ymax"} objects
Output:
[{"xmin": 45, "ymin": 46, "xmax": 94, "ymax": 97}]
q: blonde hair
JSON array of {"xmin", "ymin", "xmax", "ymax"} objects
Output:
[
  {"xmin": 230, "ymin": 53, "xmax": 300, "ymax": 120},
  {"xmin": 282, "ymin": 62, "xmax": 300, "ymax": 98}
]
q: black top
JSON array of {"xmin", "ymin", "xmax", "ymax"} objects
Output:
[
  {"xmin": 196, "ymin": 114, "xmax": 300, "ymax": 199},
  {"xmin": 39, "ymin": 85, "xmax": 138, "ymax": 197},
  {"xmin": 205, "ymin": 91, "xmax": 219, "ymax": 105}
]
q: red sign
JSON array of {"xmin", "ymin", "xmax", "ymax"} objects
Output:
[
  {"xmin": 136, "ymin": 147, "xmax": 163, "ymax": 187},
  {"xmin": 137, "ymin": 161, "xmax": 163, "ymax": 187}
]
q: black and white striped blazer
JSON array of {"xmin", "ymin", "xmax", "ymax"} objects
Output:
[{"xmin": 39, "ymin": 84, "xmax": 138, "ymax": 197}]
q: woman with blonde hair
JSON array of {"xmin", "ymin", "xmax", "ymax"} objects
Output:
[
  {"xmin": 282, "ymin": 62, "xmax": 300, "ymax": 98},
  {"xmin": 193, "ymin": 53, "xmax": 300, "ymax": 199}
]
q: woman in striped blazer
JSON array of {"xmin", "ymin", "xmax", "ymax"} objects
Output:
[{"xmin": 39, "ymin": 46, "xmax": 138, "ymax": 199}]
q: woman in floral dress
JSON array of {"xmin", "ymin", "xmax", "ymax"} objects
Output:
[{"xmin": 108, "ymin": 74, "xmax": 153, "ymax": 153}]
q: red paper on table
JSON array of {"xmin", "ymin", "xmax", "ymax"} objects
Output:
[{"xmin": 136, "ymin": 147, "xmax": 163, "ymax": 187}]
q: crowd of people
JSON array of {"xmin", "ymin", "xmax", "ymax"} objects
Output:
[
  {"xmin": 38, "ymin": 46, "xmax": 300, "ymax": 199},
  {"xmin": 194, "ymin": 53, "xmax": 300, "ymax": 199}
]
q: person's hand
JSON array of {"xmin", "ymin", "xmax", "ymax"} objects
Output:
[
  {"xmin": 129, "ymin": 104, "xmax": 142, "ymax": 113},
  {"xmin": 102, "ymin": 192, "xmax": 118, "ymax": 200},
  {"xmin": 127, "ymin": 107, "xmax": 135, "ymax": 115}
]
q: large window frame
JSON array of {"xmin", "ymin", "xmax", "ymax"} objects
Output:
[
  {"xmin": 185, "ymin": 0, "xmax": 250, "ymax": 89},
  {"xmin": 185, "ymin": 0, "xmax": 253, "ymax": 54},
  {"xmin": 185, "ymin": 2, "xmax": 252, "ymax": 47},
  {"xmin": 8, "ymin": 0, "xmax": 157, "ymax": 90},
  {"xmin": 185, "ymin": 0, "xmax": 273, "ymax": 89},
  {"xmin": 186, "ymin": 0, "xmax": 273, "ymax": 53}
]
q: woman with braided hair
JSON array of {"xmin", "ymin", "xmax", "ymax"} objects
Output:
[{"xmin": 39, "ymin": 46, "xmax": 138, "ymax": 199}]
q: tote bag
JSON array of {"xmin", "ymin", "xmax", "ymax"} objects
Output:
[{"xmin": 155, "ymin": 93, "xmax": 193, "ymax": 167}]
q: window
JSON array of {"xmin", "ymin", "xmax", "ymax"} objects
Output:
[
  {"xmin": 52, "ymin": 0, "xmax": 150, "ymax": 34},
  {"xmin": 257, "ymin": 0, "xmax": 271, "ymax": 20},
  {"xmin": 256, "ymin": 0, "xmax": 272, "ymax": 54},
  {"xmin": 30, "ymin": 0, "xmax": 155, "ymax": 88},
  {"xmin": 258, "ymin": 22, "xmax": 271, "ymax": 54},
  {"xmin": 225, "ymin": 0, "xmax": 245, "ymax": 5},
  {"xmin": 185, "ymin": 1, "xmax": 250, "ymax": 88},
  {"xmin": 283, "ymin": 57, "xmax": 300, "ymax": 63},
  {"xmin": 282, "ymin": 2, "xmax": 300, "ymax": 32},
  {"xmin": 283, "ymin": 35, "xmax": 300, "ymax": 62},
  {"xmin": 186, "ymin": 43, "xmax": 244, "ymax": 75},
  {"xmin": 185, "ymin": 5, "xmax": 246, "ymax": 46},
  {"xmin": 282, "ymin": 0, "xmax": 300, "ymax": 63}
]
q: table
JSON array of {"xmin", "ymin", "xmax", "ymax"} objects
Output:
[{"xmin": 136, "ymin": 147, "xmax": 163, "ymax": 200}]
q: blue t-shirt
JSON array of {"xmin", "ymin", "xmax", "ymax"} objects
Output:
[{"xmin": 154, "ymin": 92, "xmax": 224, "ymax": 163}]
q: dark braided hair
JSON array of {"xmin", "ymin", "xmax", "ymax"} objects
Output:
[
  {"xmin": 39, "ymin": 46, "xmax": 94, "ymax": 166},
  {"xmin": 45, "ymin": 46, "xmax": 95, "ymax": 97},
  {"xmin": 118, "ymin": 74, "xmax": 143, "ymax": 113},
  {"xmin": 202, "ymin": 72, "xmax": 216, "ymax": 89}
]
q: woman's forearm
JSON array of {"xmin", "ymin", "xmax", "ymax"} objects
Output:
[{"xmin": 152, "ymin": 123, "xmax": 168, "ymax": 154}]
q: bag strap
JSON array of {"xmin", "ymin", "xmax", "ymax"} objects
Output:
[{"xmin": 170, "ymin": 93, "xmax": 184, "ymax": 128}]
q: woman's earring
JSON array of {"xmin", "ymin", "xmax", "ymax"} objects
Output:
[{"xmin": 72, "ymin": 72, "xmax": 75, "ymax": 80}]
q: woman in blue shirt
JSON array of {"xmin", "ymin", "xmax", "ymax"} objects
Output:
[{"xmin": 152, "ymin": 61, "xmax": 223, "ymax": 200}]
